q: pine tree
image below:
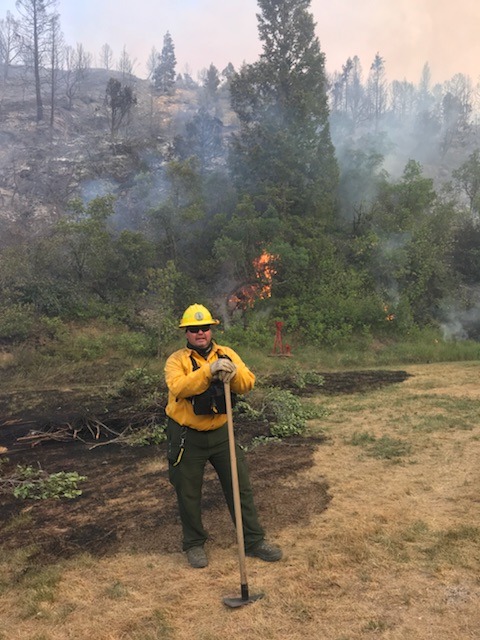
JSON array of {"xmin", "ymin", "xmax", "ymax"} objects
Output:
[
  {"xmin": 153, "ymin": 31, "xmax": 176, "ymax": 94},
  {"xmin": 229, "ymin": 0, "xmax": 338, "ymax": 227},
  {"xmin": 203, "ymin": 64, "xmax": 220, "ymax": 100}
]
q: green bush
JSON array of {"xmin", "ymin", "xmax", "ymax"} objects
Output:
[
  {"xmin": 270, "ymin": 365, "xmax": 325, "ymax": 390},
  {"xmin": 123, "ymin": 422, "xmax": 167, "ymax": 446},
  {"xmin": 117, "ymin": 367, "xmax": 163, "ymax": 398},
  {"xmin": 222, "ymin": 316, "xmax": 272, "ymax": 349},
  {"xmin": 264, "ymin": 388, "xmax": 309, "ymax": 437},
  {"xmin": 48, "ymin": 326, "xmax": 157, "ymax": 362},
  {"xmin": 0, "ymin": 304, "xmax": 36, "ymax": 341},
  {"xmin": 0, "ymin": 462, "xmax": 87, "ymax": 500},
  {"xmin": 115, "ymin": 332, "xmax": 157, "ymax": 357},
  {"xmin": 247, "ymin": 435, "xmax": 282, "ymax": 449},
  {"xmin": 234, "ymin": 400, "xmax": 263, "ymax": 421}
]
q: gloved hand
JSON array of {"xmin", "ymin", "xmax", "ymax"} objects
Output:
[
  {"xmin": 217, "ymin": 364, "xmax": 237, "ymax": 384},
  {"xmin": 210, "ymin": 359, "xmax": 237, "ymax": 383}
]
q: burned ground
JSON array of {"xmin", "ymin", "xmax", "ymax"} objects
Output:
[
  {"xmin": 0, "ymin": 426, "xmax": 329, "ymax": 563},
  {"xmin": 0, "ymin": 369, "xmax": 409, "ymax": 563}
]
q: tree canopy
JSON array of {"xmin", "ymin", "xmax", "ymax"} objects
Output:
[{"xmin": 230, "ymin": 0, "xmax": 338, "ymax": 226}]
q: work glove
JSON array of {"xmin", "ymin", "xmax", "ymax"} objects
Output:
[{"xmin": 210, "ymin": 359, "xmax": 237, "ymax": 383}]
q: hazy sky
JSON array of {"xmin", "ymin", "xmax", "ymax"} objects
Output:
[{"xmin": 4, "ymin": 0, "xmax": 480, "ymax": 84}]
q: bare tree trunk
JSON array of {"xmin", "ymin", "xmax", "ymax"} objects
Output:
[{"xmin": 32, "ymin": 1, "xmax": 44, "ymax": 121}]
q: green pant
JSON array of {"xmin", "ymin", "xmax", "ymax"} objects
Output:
[{"xmin": 166, "ymin": 418, "xmax": 265, "ymax": 551}]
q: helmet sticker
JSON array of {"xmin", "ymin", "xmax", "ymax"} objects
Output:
[{"xmin": 194, "ymin": 312, "xmax": 204, "ymax": 320}]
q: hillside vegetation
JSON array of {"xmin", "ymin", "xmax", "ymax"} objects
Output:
[{"xmin": 2, "ymin": 1, "xmax": 480, "ymax": 356}]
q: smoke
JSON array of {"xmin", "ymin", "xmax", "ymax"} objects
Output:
[
  {"xmin": 440, "ymin": 294, "xmax": 480, "ymax": 341},
  {"xmin": 81, "ymin": 178, "xmax": 119, "ymax": 203}
]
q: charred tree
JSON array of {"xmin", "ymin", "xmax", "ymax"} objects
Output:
[{"xmin": 15, "ymin": 0, "xmax": 58, "ymax": 122}]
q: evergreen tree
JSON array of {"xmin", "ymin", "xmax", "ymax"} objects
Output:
[
  {"xmin": 229, "ymin": 0, "xmax": 338, "ymax": 228},
  {"xmin": 203, "ymin": 63, "xmax": 220, "ymax": 103},
  {"xmin": 173, "ymin": 108, "xmax": 224, "ymax": 173},
  {"xmin": 153, "ymin": 31, "xmax": 176, "ymax": 94}
]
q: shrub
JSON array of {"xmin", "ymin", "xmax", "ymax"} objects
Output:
[
  {"xmin": 263, "ymin": 388, "xmax": 309, "ymax": 437},
  {"xmin": 0, "ymin": 304, "xmax": 36, "ymax": 342},
  {"xmin": 222, "ymin": 317, "xmax": 272, "ymax": 350},
  {"xmin": 123, "ymin": 422, "xmax": 167, "ymax": 446},
  {"xmin": 0, "ymin": 462, "xmax": 86, "ymax": 500},
  {"xmin": 234, "ymin": 400, "xmax": 263, "ymax": 421},
  {"xmin": 267, "ymin": 365, "xmax": 325, "ymax": 390},
  {"xmin": 117, "ymin": 367, "xmax": 163, "ymax": 398}
]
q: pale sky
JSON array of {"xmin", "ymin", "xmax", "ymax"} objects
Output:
[{"xmin": 3, "ymin": 0, "xmax": 480, "ymax": 85}]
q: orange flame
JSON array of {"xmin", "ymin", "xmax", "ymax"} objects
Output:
[
  {"xmin": 383, "ymin": 304, "xmax": 395, "ymax": 321},
  {"xmin": 229, "ymin": 252, "xmax": 278, "ymax": 310}
]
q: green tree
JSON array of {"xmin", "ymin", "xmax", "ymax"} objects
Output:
[
  {"xmin": 56, "ymin": 196, "xmax": 117, "ymax": 298},
  {"xmin": 452, "ymin": 149, "xmax": 480, "ymax": 214},
  {"xmin": 400, "ymin": 200, "xmax": 457, "ymax": 324},
  {"xmin": 372, "ymin": 160, "xmax": 436, "ymax": 234},
  {"xmin": 451, "ymin": 217, "xmax": 480, "ymax": 285},
  {"xmin": 366, "ymin": 161, "xmax": 458, "ymax": 326},
  {"xmin": 338, "ymin": 148, "xmax": 386, "ymax": 219},
  {"xmin": 173, "ymin": 108, "xmax": 224, "ymax": 173},
  {"xmin": 53, "ymin": 196, "xmax": 155, "ymax": 311},
  {"xmin": 229, "ymin": 0, "xmax": 338, "ymax": 227},
  {"xmin": 149, "ymin": 159, "xmax": 205, "ymax": 265},
  {"xmin": 153, "ymin": 31, "xmax": 176, "ymax": 94},
  {"xmin": 203, "ymin": 63, "xmax": 220, "ymax": 100},
  {"xmin": 141, "ymin": 261, "xmax": 182, "ymax": 355}
]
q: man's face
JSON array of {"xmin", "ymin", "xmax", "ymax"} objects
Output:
[{"xmin": 186, "ymin": 325, "xmax": 212, "ymax": 349}]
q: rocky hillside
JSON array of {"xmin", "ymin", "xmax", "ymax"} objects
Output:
[{"xmin": 0, "ymin": 66, "xmax": 233, "ymax": 235}]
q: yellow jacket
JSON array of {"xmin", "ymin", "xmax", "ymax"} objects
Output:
[{"xmin": 164, "ymin": 342, "xmax": 255, "ymax": 431}]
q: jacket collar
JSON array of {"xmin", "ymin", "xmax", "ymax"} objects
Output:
[{"xmin": 186, "ymin": 340, "xmax": 217, "ymax": 359}]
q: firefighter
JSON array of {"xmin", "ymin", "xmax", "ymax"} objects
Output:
[{"xmin": 164, "ymin": 303, "xmax": 282, "ymax": 568}]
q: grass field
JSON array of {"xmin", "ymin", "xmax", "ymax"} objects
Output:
[{"xmin": 0, "ymin": 360, "xmax": 479, "ymax": 639}]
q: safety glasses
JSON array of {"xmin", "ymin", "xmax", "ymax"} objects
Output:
[{"xmin": 186, "ymin": 325, "xmax": 211, "ymax": 333}]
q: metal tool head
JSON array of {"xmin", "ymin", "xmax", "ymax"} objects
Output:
[{"xmin": 223, "ymin": 592, "xmax": 264, "ymax": 608}]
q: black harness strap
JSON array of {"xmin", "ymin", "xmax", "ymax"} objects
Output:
[{"xmin": 188, "ymin": 353, "xmax": 236, "ymax": 414}]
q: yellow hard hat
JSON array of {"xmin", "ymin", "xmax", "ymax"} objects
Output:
[{"xmin": 178, "ymin": 303, "xmax": 220, "ymax": 328}]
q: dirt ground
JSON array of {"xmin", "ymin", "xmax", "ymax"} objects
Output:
[
  {"xmin": 0, "ymin": 370, "xmax": 408, "ymax": 562},
  {"xmin": 1, "ymin": 363, "xmax": 479, "ymax": 640}
]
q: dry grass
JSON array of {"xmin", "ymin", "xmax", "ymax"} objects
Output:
[{"xmin": 1, "ymin": 361, "xmax": 479, "ymax": 639}]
